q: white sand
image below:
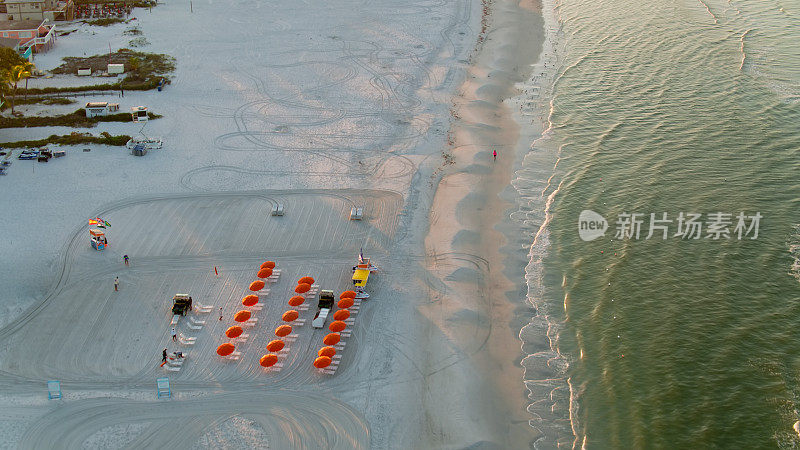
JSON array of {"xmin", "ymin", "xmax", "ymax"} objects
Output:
[{"xmin": 0, "ymin": 0, "xmax": 549, "ymax": 446}]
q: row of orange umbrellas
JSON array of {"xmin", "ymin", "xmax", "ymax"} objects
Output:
[
  {"xmin": 259, "ymin": 275, "xmax": 316, "ymax": 368},
  {"xmin": 313, "ymin": 290, "xmax": 358, "ymax": 368},
  {"xmin": 217, "ymin": 261, "xmax": 275, "ymax": 358}
]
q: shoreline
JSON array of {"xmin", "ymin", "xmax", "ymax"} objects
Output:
[{"xmin": 420, "ymin": 0, "xmax": 547, "ymax": 446}]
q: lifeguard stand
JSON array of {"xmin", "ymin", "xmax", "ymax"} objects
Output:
[{"xmin": 90, "ymin": 229, "xmax": 107, "ymax": 251}]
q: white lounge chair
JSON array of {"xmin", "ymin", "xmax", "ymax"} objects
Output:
[
  {"xmin": 243, "ymin": 318, "xmax": 258, "ymax": 327},
  {"xmin": 223, "ymin": 352, "xmax": 241, "ymax": 361},
  {"xmin": 190, "ymin": 317, "xmax": 206, "ymax": 325},
  {"xmin": 187, "ymin": 322, "xmax": 203, "ymax": 330},
  {"xmin": 170, "ymin": 315, "xmax": 180, "ymax": 326},
  {"xmin": 195, "ymin": 304, "xmax": 213, "ymax": 313}
]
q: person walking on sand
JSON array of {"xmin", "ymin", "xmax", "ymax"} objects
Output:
[
  {"xmin": 171, "ymin": 327, "xmax": 177, "ymax": 342},
  {"xmin": 162, "ymin": 348, "xmax": 167, "ymax": 364},
  {"xmin": 493, "ymin": 149, "xmax": 497, "ymax": 162},
  {"xmin": 114, "ymin": 277, "xmax": 119, "ymax": 291},
  {"xmin": 123, "ymin": 254, "xmax": 129, "ymax": 266},
  {"xmin": 219, "ymin": 307, "xmax": 223, "ymax": 321}
]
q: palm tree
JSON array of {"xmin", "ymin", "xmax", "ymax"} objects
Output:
[
  {"xmin": 0, "ymin": 69, "xmax": 10, "ymax": 110},
  {"xmin": 7, "ymin": 62, "xmax": 34, "ymax": 114}
]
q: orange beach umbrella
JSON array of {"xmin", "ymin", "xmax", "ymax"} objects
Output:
[
  {"xmin": 333, "ymin": 309, "xmax": 350, "ymax": 321},
  {"xmin": 260, "ymin": 354, "xmax": 278, "ymax": 367},
  {"xmin": 323, "ymin": 333, "xmax": 340, "ymax": 346},
  {"xmin": 257, "ymin": 268, "xmax": 273, "ymax": 278},
  {"xmin": 275, "ymin": 324, "xmax": 292, "ymax": 337},
  {"xmin": 217, "ymin": 343, "xmax": 235, "ymax": 356},
  {"xmin": 260, "ymin": 261, "xmax": 275, "ymax": 269},
  {"xmin": 294, "ymin": 283, "xmax": 311, "ymax": 294},
  {"xmin": 225, "ymin": 326, "xmax": 243, "ymax": 338},
  {"xmin": 340, "ymin": 291, "xmax": 356, "ymax": 299},
  {"xmin": 298, "ymin": 276, "xmax": 314, "ymax": 285},
  {"xmin": 234, "ymin": 310, "xmax": 252, "ymax": 322},
  {"xmin": 338, "ymin": 297, "xmax": 354, "ymax": 309},
  {"xmin": 242, "ymin": 295, "xmax": 259, "ymax": 306},
  {"xmin": 266, "ymin": 340, "xmax": 285, "ymax": 352},
  {"xmin": 288, "ymin": 296, "xmax": 305, "ymax": 307},
  {"xmin": 318, "ymin": 346, "xmax": 336, "ymax": 358},
  {"xmin": 329, "ymin": 321, "xmax": 346, "ymax": 332},
  {"xmin": 249, "ymin": 280, "xmax": 265, "ymax": 291},
  {"xmin": 314, "ymin": 356, "xmax": 332, "ymax": 368},
  {"xmin": 282, "ymin": 310, "xmax": 299, "ymax": 322}
]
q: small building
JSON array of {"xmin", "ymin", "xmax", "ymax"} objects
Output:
[
  {"xmin": 3, "ymin": 0, "xmax": 73, "ymax": 22},
  {"xmin": 131, "ymin": 106, "xmax": 148, "ymax": 122},
  {"xmin": 107, "ymin": 63, "xmax": 124, "ymax": 74},
  {"xmin": 0, "ymin": 19, "xmax": 55, "ymax": 53},
  {"xmin": 84, "ymin": 102, "xmax": 119, "ymax": 117}
]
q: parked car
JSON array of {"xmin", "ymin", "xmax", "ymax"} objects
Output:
[{"xmin": 18, "ymin": 150, "xmax": 39, "ymax": 160}]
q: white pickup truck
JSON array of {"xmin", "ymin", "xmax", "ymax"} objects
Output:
[{"xmin": 312, "ymin": 290, "xmax": 335, "ymax": 328}]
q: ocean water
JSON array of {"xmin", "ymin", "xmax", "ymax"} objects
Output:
[{"xmin": 513, "ymin": 0, "xmax": 800, "ymax": 447}]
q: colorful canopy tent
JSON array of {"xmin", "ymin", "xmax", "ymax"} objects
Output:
[
  {"xmin": 314, "ymin": 356, "xmax": 332, "ymax": 368},
  {"xmin": 329, "ymin": 321, "xmax": 346, "ymax": 332},
  {"xmin": 242, "ymin": 295, "xmax": 259, "ymax": 307},
  {"xmin": 266, "ymin": 340, "xmax": 285, "ymax": 352},
  {"xmin": 249, "ymin": 280, "xmax": 265, "ymax": 291},
  {"xmin": 340, "ymin": 291, "xmax": 357, "ymax": 299},
  {"xmin": 257, "ymin": 268, "xmax": 273, "ymax": 278},
  {"xmin": 282, "ymin": 310, "xmax": 299, "ymax": 322},
  {"xmin": 234, "ymin": 310, "xmax": 252, "ymax": 322},
  {"xmin": 333, "ymin": 309, "xmax": 350, "ymax": 321},
  {"xmin": 318, "ymin": 346, "xmax": 336, "ymax": 357},
  {"xmin": 260, "ymin": 261, "xmax": 276, "ymax": 269},
  {"xmin": 294, "ymin": 283, "xmax": 311, "ymax": 294},
  {"xmin": 323, "ymin": 333, "xmax": 341, "ymax": 346},
  {"xmin": 298, "ymin": 276, "xmax": 314, "ymax": 285},
  {"xmin": 275, "ymin": 325, "xmax": 292, "ymax": 337},
  {"xmin": 260, "ymin": 354, "xmax": 278, "ymax": 367},
  {"xmin": 225, "ymin": 326, "xmax": 243, "ymax": 338},
  {"xmin": 338, "ymin": 297, "xmax": 354, "ymax": 309},
  {"xmin": 217, "ymin": 343, "xmax": 235, "ymax": 356}
]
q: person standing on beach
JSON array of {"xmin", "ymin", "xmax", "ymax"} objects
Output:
[
  {"xmin": 493, "ymin": 149, "xmax": 497, "ymax": 162},
  {"xmin": 123, "ymin": 255, "xmax": 129, "ymax": 266},
  {"xmin": 219, "ymin": 307, "xmax": 223, "ymax": 321},
  {"xmin": 162, "ymin": 348, "xmax": 167, "ymax": 364},
  {"xmin": 171, "ymin": 327, "xmax": 177, "ymax": 342},
  {"xmin": 114, "ymin": 277, "xmax": 119, "ymax": 291}
]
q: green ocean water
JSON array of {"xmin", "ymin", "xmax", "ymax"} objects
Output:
[{"xmin": 523, "ymin": 0, "xmax": 800, "ymax": 447}]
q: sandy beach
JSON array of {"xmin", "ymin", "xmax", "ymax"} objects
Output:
[{"xmin": 0, "ymin": 0, "xmax": 549, "ymax": 446}]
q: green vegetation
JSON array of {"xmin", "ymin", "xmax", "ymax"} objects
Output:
[
  {"xmin": 128, "ymin": 37, "xmax": 149, "ymax": 47},
  {"xmin": 0, "ymin": 109, "xmax": 161, "ymax": 128},
  {"xmin": 0, "ymin": 132, "xmax": 131, "ymax": 148},
  {"xmin": 21, "ymin": 49, "xmax": 175, "ymax": 95},
  {"xmin": 0, "ymin": 49, "xmax": 35, "ymax": 113},
  {"xmin": 0, "ymin": 96, "xmax": 75, "ymax": 111},
  {"xmin": 83, "ymin": 17, "xmax": 126, "ymax": 26}
]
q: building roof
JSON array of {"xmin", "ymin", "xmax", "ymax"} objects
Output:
[
  {"xmin": 86, "ymin": 102, "xmax": 109, "ymax": 108},
  {"xmin": 4, "ymin": 0, "xmax": 46, "ymax": 4},
  {"xmin": 0, "ymin": 20, "xmax": 45, "ymax": 31},
  {"xmin": 0, "ymin": 37, "xmax": 20, "ymax": 49}
]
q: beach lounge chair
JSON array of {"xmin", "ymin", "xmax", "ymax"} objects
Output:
[
  {"xmin": 170, "ymin": 315, "xmax": 180, "ymax": 326},
  {"xmin": 190, "ymin": 317, "xmax": 205, "ymax": 325},
  {"xmin": 187, "ymin": 322, "xmax": 203, "ymax": 331},
  {"xmin": 195, "ymin": 304, "xmax": 213, "ymax": 313},
  {"xmin": 156, "ymin": 377, "xmax": 171, "ymax": 398},
  {"xmin": 243, "ymin": 318, "xmax": 258, "ymax": 327},
  {"xmin": 179, "ymin": 334, "xmax": 197, "ymax": 345},
  {"xmin": 223, "ymin": 352, "xmax": 241, "ymax": 361},
  {"xmin": 267, "ymin": 269, "xmax": 281, "ymax": 283},
  {"xmin": 47, "ymin": 380, "xmax": 62, "ymax": 400}
]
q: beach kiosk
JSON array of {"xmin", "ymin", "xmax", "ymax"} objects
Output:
[
  {"xmin": 90, "ymin": 229, "xmax": 107, "ymax": 251},
  {"xmin": 131, "ymin": 106, "xmax": 149, "ymax": 123}
]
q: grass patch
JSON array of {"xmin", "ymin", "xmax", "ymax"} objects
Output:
[
  {"xmin": 20, "ymin": 49, "xmax": 175, "ymax": 95},
  {"xmin": 0, "ymin": 132, "xmax": 131, "ymax": 148},
  {"xmin": 83, "ymin": 17, "xmax": 126, "ymax": 26},
  {"xmin": 0, "ymin": 108, "xmax": 160, "ymax": 128},
  {"xmin": 0, "ymin": 97, "xmax": 75, "ymax": 110}
]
